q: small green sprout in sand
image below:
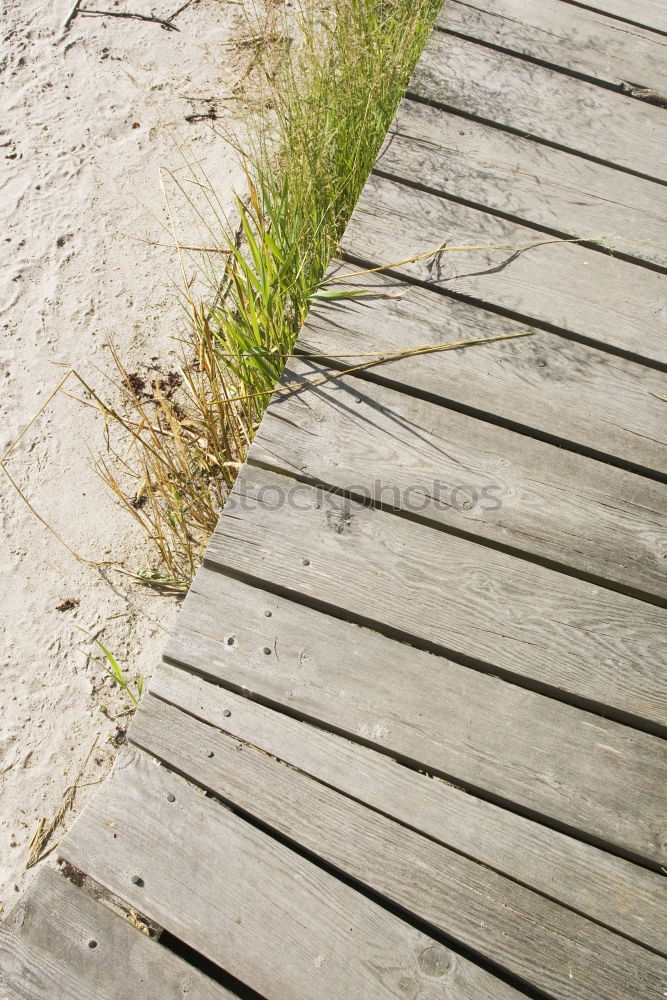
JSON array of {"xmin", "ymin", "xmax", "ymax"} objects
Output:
[{"xmin": 77, "ymin": 627, "xmax": 144, "ymax": 707}]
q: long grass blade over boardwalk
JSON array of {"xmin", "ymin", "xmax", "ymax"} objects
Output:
[{"xmin": 3, "ymin": 1, "xmax": 666, "ymax": 997}]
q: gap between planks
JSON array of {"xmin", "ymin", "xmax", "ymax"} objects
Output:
[
  {"xmin": 299, "ymin": 262, "xmax": 667, "ymax": 480},
  {"xmin": 0, "ymin": 866, "xmax": 236, "ymax": 1000},
  {"xmin": 557, "ymin": 0, "xmax": 667, "ymax": 36},
  {"xmin": 204, "ymin": 465, "xmax": 667, "ymax": 736},
  {"xmin": 339, "ymin": 174, "xmax": 667, "ymax": 368},
  {"xmin": 437, "ymin": 0, "xmax": 667, "ymax": 97},
  {"xmin": 379, "ymin": 99, "xmax": 667, "ymax": 271},
  {"xmin": 119, "ymin": 692, "xmax": 667, "ymax": 1000},
  {"xmin": 247, "ymin": 356, "xmax": 667, "ymax": 604},
  {"xmin": 58, "ymin": 746, "xmax": 531, "ymax": 1000},
  {"xmin": 408, "ymin": 32, "xmax": 667, "ymax": 184}
]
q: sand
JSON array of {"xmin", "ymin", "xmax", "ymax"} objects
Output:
[{"xmin": 0, "ymin": 0, "xmax": 262, "ymax": 913}]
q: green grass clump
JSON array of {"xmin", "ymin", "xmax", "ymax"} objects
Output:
[
  {"xmin": 77, "ymin": 627, "xmax": 144, "ymax": 707},
  {"xmin": 205, "ymin": 0, "xmax": 440, "ymax": 414},
  {"xmin": 100, "ymin": 0, "xmax": 439, "ymax": 585}
]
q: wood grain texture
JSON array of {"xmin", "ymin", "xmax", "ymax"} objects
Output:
[
  {"xmin": 59, "ymin": 748, "xmax": 525, "ymax": 1000},
  {"xmin": 563, "ymin": 0, "xmax": 667, "ymax": 34},
  {"xmin": 10, "ymin": 10, "xmax": 667, "ymax": 998},
  {"xmin": 379, "ymin": 99, "xmax": 667, "ymax": 269},
  {"xmin": 205, "ymin": 465, "xmax": 667, "ymax": 733},
  {"xmin": 299, "ymin": 263, "xmax": 667, "ymax": 476},
  {"xmin": 164, "ymin": 573, "xmax": 667, "ymax": 868},
  {"xmin": 248, "ymin": 357, "xmax": 667, "ymax": 600},
  {"xmin": 438, "ymin": 0, "xmax": 667, "ymax": 93},
  {"xmin": 140, "ymin": 661, "xmax": 667, "ymax": 954},
  {"xmin": 409, "ymin": 32, "xmax": 667, "ymax": 182},
  {"xmin": 341, "ymin": 173, "xmax": 667, "ymax": 366},
  {"xmin": 0, "ymin": 867, "xmax": 232, "ymax": 1000},
  {"xmin": 128, "ymin": 691, "xmax": 667, "ymax": 1000}
]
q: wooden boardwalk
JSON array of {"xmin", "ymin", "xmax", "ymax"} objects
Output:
[{"xmin": 3, "ymin": 1, "xmax": 666, "ymax": 997}]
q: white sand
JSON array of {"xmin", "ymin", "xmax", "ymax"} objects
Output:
[{"xmin": 0, "ymin": 0, "xmax": 261, "ymax": 912}]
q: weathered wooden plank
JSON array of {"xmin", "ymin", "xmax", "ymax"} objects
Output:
[
  {"xmin": 128, "ymin": 692, "xmax": 667, "ymax": 1000},
  {"xmin": 59, "ymin": 748, "xmax": 527, "ymax": 1000},
  {"xmin": 564, "ymin": 0, "xmax": 667, "ymax": 35},
  {"xmin": 409, "ymin": 33, "xmax": 667, "ymax": 182},
  {"xmin": 205, "ymin": 466, "xmax": 667, "ymax": 733},
  {"xmin": 0, "ymin": 867, "xmax": 233, "ymax": 1000},
  {"xmin": 164, "ymin": 573, "xmax": 667, "ymax": 867},
  {"xmin": 341, "ymin": 173, "xmax": 667, "ymax": 366},
  {"xmin": 379, "ymin": 99, "xmax": 667, "ymax": 269},
  {"xmin": 299, "ymin": 263, "xmax": 667, "ymax": 476},
  {"xmin": 437, "ymin": 0, "xmax": 667, "ymax": 93},
  {"xmin": 140, "ymin": 662, "xmax": 667, "ymax": 954},
  {"xmin": 248, "ymin": 358, "xmax": 667, "ymax": 600}
]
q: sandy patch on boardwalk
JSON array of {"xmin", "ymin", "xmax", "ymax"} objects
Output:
[{"xmin": 0, "ymin": 0, "xmax": 260, "ymax": 913}]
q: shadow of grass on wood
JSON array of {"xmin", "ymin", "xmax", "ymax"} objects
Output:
[{"xmin": 101, "ymin": 0, "xmax": 441, "ymax": 588}]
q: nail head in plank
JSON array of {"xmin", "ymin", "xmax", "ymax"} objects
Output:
[
  {"xmin": 128, "ymin": 693, "xmax": 667, "ymax": 1000},
  {"xmin": 0, "ymin": 866, "xmax": 233, "ymax": 1000},
  {"xmin": 58, "ymin": 748, "xmax": 527, "ymax": 1000},
  {"xmin": 341, "ymin": 174, "xmax": 667, "ymax": 366},
  {"xmin": 409, "ymin": 32, "xmax": 667, "ymax": 182}
]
